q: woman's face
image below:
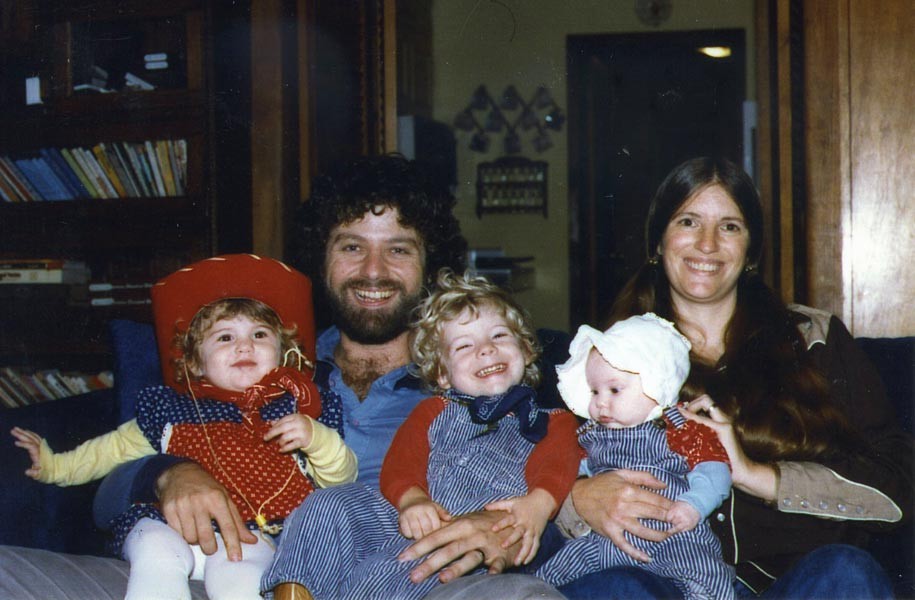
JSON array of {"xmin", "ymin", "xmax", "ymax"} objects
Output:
[{"xmin": 659, "ymin": 184, "xmax": 750, "ymax": 310}]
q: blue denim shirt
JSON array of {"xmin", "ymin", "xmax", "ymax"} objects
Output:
[{"xmin": 313, "ymin": 327, "xmax": 427, "ymax": 490}]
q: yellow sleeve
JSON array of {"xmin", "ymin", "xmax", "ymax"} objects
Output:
[
  {"xmin": 301, "ymin": 418, "xmax": 358, "ymax": 488},
  {"xmin": 36, "ymin": 419, "xmax": 156, "ymax": 486}
]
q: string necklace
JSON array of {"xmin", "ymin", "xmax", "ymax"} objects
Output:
[{"xmin": 183, "ymin": 347, "xmax": 314, "ymax": 539}]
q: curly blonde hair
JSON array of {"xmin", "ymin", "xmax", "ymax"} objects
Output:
[
  {"xmin": 410, "ymin": 269, "xmax": 540, "ymax": 392},
  {"xmin": 175, "ymin": 297, "xmax": 300, "ymax": 383}
]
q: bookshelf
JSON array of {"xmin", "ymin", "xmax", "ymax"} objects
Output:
[{"xmin": 0, "ymin": 0, "xmax": 247, "ymax": 380}]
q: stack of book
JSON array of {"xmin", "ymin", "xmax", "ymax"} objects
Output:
[
  {"xmin": 0, "ymin": 139, "xmax": 187, "ymax": 201},
  {"xmin": 0, "ymin": 258, "xmax": 90, "ymax": 285},
  {"xmin": 0, "ymin": 367, "xmax": 114, "ymax": 408}
]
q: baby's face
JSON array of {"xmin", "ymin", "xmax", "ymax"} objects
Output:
[
  {"xmin": 584, "ymin": 350, "xmax": 658, "ymax": 428},
  {"xmin": 197, "ymin": 315, "xmax": 281, "ymax": 392},
  {"xmin": 436, "ymin": 304, "xmax": 528, "ymax": 397}
]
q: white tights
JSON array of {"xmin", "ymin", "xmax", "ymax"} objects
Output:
[{"xmin": 122, "ymin": 517, "xmax": 275, "ymax": 600}]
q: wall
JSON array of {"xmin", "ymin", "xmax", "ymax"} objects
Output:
[{"xmin": 429, "ymin": 0, "xmax": 755, "ymax": 330}]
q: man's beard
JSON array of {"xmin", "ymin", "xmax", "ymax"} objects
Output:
[{"xmin": 325, "ymin": 279, "xmax": 424, "ymax": 345}]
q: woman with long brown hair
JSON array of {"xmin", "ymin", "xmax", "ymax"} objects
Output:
[{"xmin": 557, "ymin": 157, "xmax": 911, "ymax": 598}]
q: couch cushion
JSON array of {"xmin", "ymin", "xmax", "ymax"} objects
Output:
[
  {"xmin": 0, "ymin": 545, "xmax": 206, "ymax": 599},
  {"xmin": 108, "ymin": 319, "xmax": 162, "ymax": 423}
]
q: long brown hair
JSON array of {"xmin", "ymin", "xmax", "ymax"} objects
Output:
[{"xmin": 609, "ymin": 157, "xmax": 856, "ymax": 461}]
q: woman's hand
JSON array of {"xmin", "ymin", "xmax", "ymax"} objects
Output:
[
  {"xmin": 397, "ymin": 509, "xmax": 519, "ymax": 584},
  {"xmin": 156, "ymin": 461, "xmax": 257, "ymax": 560},
  {"xmin": 571, "ymin": 469, "xmax": 673, "ymax": 563},
  {"xmin": 681, "ymin": 395, "xmax": 778, "ymax": 502}
]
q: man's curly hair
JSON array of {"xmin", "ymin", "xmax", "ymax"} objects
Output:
[{"xmin": 292, "ymin": 154, "xmax": 467, "ymax": 288}]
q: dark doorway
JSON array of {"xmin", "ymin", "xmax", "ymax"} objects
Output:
[{"xmin": 568, "ymin": 29, "xmax": 746, "ymax": 328}]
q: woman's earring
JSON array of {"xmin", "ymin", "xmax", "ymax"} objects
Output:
[
  {"xmin": 744, "ymin": 264, "xmax": 757, "ymax": 274},
  {"xmin": 648, "ymin": 255, "xmax": 660, "ymax": 266}
]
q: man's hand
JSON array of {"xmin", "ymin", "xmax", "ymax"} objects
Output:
[
  {"xmin": 572, "ymin": 469, "xmax": 673, "ymax": 563},
  {"xmin": 397, "ymin": 510, "xmax": 519, "ymax": 584},
  {"xmin": 156, "ymin": 461, "xmax": 256, "ymax": 560}
]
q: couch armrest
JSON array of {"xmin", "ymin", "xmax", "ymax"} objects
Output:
[{"xmin": 0, "ymin": 390, "xmax": 119, "ymax": 556}]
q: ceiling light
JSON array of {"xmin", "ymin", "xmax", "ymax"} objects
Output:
[{"xmin": 697, "ymin": 46, "xmax": 732, "ymax": 58}]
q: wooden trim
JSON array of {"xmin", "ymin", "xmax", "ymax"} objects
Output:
[
  {"xmin": 250, "ymin": 0, "xmax": 285, "ymax": 258},
  {"xmin": 775, "ymin": 0, "xmax": 794, "ymax": 302},
  {"xmin": 296, "ymin": 0, "xmax": 315, "ymax": 203},
  {"xmin": 382, "ymin": 0, "xmax": 398, "ymax": 153}
]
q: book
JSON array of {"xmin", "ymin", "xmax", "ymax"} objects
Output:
[
  {"xmin": 145, "ymin": 140, "xmax": 166, "ymax": 196},
  {"xmin": 166, "ymin": 139, "xmax": 184, "ymax": 195},
  {"xmin": 60, "ymin": 148, "xmax": 101, "ymax": 199},
  {"xmin": 0, "ymin": 377, "xmax": 27, "ymax": 407},
  {"xmin": 40, "ymin": 370, "xmax": 76, "ymax": 399},
  {"xmin": 130, "ymin": 142, "xmax": 157, "ymax": 195},
  {"xmin": 155, "ymin": 140, "xmax": 176, "ymax": 196},
  {"xmin": 0, "ymin": 155, "xmax": 41, "ymax": 201},
  {"xmin": 75, "ymin": 147, "xmax": 117, "ymax": 198},
  {"xmin": 31, "ymin": 157, "xmax": 73, "ymax": 200},
  {"xmin": 173, "ymin": 139, "xmax": 188, "ymax": 193},
  {"xmin": 0, "ymin": 167, "xmax": 14, "ymax": 201},
  {"xmin": 111, "ymin": 142, "xmax": 144, "ymax": 197},
  {"xmin": 13, "ymin": 158, "xmax": 52, "ymax": 200},
  {"xmin": 0, "ymin": 258, "xmax": 68, "ymax": 269},
  {"xmin": 91, "ymin": 144, "xmax": 127, "ymax": 197},
  {"xmin": 101, "ymin": 142, "xmax": 138, "ymax": 198},
  {"xmin": 39, "ymin": 148, "xmax": 88, "ymax": 199},
  {"xmin": 0, "ymin": 368, "xmax": 35, "ymax": 405},
  {"xmin": 120, "ymin": 142, "xmax": 152, "ymax": 197},
  {"xmin": 0, "ymin": 259, "xmax": 90, "ymax": 285}
]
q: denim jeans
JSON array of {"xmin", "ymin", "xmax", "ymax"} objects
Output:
[{"xmin": 558, "ymin": 544, "xmax": 893, "ymax": 600}]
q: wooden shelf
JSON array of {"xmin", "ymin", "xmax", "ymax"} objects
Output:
[{"xmin": 0, "ymin": 0, "xmax": 235, "ymax": 373}]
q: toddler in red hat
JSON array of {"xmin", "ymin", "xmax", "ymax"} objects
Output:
[{"xmin": 12, "ymin": 254, "xmax": 356, "ymax": 600}]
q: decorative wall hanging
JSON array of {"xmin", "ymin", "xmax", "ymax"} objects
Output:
[{"xmin": 454, "ymin": 85, "xmax": 564, "ymax": 154}]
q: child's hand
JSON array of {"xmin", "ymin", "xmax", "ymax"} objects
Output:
[
  {"xmin": 398, "ymin": 500, "xmax": 451, "ymax": 540},
  {"xmin": 666, "ymin": 500, "xmax": 701, "ymax": 534},
  {"xmin": 484, "ymin": 488, "xmax": 555, "ymax": 566},
  {"xmin": 264, "ymin": 414, "xmax": 313, "ymax": 453},
  {"xmin": 10, "ymin": 427, "xmax": 44, "ymax": 479}
]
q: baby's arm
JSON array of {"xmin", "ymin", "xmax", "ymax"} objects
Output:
[
  {"xmin": 296, "ymin": 418, "xmax": 358, "ymax": 487},
  {"xmin": 398, "ymin": 485, "xmax": 451, "ymax": 540},
  {"xmin": 673, "ymin": 460, "xmax": 732, "ymax": 532},
  {"xmin": 485, "ymin": 487, "xmax": 556, "ymax": 565},
  {"xmin": 666, "ymin": 500, "xmax": 701, "ymax": 533},
  {"xmin": 10, "ymin": 420, "xmax": 155, "ymax": 486}
]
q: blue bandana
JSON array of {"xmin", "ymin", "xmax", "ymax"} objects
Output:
[{"xmin": 443, "ymin": 384, "xmax": 548, "ymax": 444}]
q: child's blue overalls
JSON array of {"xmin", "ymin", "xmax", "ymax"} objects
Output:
[
  {"xmin": 534, "ymin": 410, "xmax": 735, "ymax": 600},
  {"xmin": 269, "ymin": 398, "xmax": 538, "ymax": 600}
]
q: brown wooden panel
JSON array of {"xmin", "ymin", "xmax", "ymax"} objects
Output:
[
  {"xmin": 847, "ymin": 0, "xmax": 915, "ymax": 336},
  {"xmin": 803, "ymin": 0, "xmax": 848, "ymax": 318}
]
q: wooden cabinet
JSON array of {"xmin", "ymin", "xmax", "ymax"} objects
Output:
[
  {"xmin": 0, "ymin": 0, "xmax": 249, "ymax": 369},
  {"xmin": 762, "ymin": 0, "xmax": 915, "ymax": 337}
]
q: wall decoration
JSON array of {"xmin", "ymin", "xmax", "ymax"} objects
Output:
[
  {"xmin": 476, "ymin": 155, "xmax": 547, "ymax": 217},
  {"xmin": 454, "ymin": 85, "xmax": 564, "ymax": 154}
]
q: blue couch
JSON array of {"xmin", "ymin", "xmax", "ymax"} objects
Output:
[{"xmin": 0, "ymin": 325, "xmax": 912, "ymax": 597}]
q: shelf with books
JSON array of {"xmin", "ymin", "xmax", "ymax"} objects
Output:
[
  {"xmin": 0, "ymin": 139, "xmax": 190, "ymax": 202},
  {"xmin": 0, "ymin": 366, "xmax": 114, "ymax": 409}
]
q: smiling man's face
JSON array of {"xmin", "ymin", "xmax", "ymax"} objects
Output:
[{"xmin": 324, "ymin": 207, "xmax": 426, "ymax": 344}]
